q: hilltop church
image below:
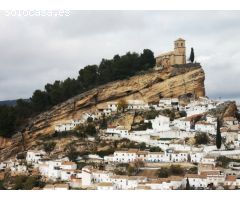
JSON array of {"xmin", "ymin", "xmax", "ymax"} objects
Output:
[{"xmin": 155, "ymin": 38, "xmax": 186, "ymax": 69}]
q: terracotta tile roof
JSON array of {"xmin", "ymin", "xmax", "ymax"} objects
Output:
[
  {"xmin": 136, "ymin": 185, "xmax": 151, "ymax": 190},
  {"xmin": 223, "ymin": 117, "xmax": 237, "ymax": 121},
  {"xmin": 184, "ymin": 174, "xmax": 207, "ymax": 179},
  {"xmin": 225, "ymin": 175, "xmax": 237, "ymax": 182},
  {"xmin": 44, "ymin": 184, "xmax": 55, "ymax": 189},
  {"xmin": 71, "ymin": 178, "xmax": 81, "ymax": 182},
  {"xmin": 146, "ymin": 178, "xmax": 170, "ymax": 184},
  {"xmin": 107, "ymin": 125, "xmax": 117, "ymax": 129},
  {"xmin": 174, "ymin": 150, "xmax": 189, "ymax": 154},
  {"xmin": 128, "ymin": 176, "xmax": 146, "ymax": 180},
  {"xmin": 127, "ymin": 149, "xmax": 139, "ymax": 153},
  {"xmin": 196, "ymin": 121, "xmax": 214, "ymax": 125},
  {"xmin": 110, "ymin": 175, "xmax": 129, "ymax": 179},
  {"xmin": 61, "ymin": 161, "xmax": 76, "ymax": 165},
  {"xmin": 92, "ymin": 170, "xmax": 111, "ymax": 174},
  {"xmin": 32, "ymin": 187, "xmax": 40, "ymax": 190},
  {"xmin": 200, "ymin": 170, "xmax": 221, "ymax": 176},
  {"xmin": 55, "ymin": 184, "xmax": 69, "ymax": 188},
  {"xmin": 97, "ymin": 182, "xmax": 113, "ymax": 187},
  {"xmin": 148, "ymin": 152, "xmax": 165, "ymax": 155},
  {"xmin": 137, "ymin": 151, "xmax": 149, "ymax": 155},
  {"xmin": 168, "ymin": 176, "xmax": 184, "ymax": 181},
  {"xmin": 184, "ymin": 114, "xmax": 203, "ymax": 121},
  {"xmin": 203, "ymin": 156, "xmax": 215, "ymax": 159}
]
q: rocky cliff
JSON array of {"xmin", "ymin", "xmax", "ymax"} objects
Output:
[{"xmin": 0, "ymin": 64, "xmax": 205, "ymax": 161}]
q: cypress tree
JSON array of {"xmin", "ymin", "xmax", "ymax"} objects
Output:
[
  {"xmin": 216, "ymin": 118, "xmax": 222, "ymax": 149},
  {"xmin": 189, "ymin": 47, "xmax": 195, "ymax": 63},
  {"xmin": 186, "ymin": 178, "xmax": 190, "ymax": 190}
]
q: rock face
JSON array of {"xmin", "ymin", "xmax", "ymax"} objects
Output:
[{"xmin": 0, "ymin": 64, "xmax": 205, "ymax": 161}]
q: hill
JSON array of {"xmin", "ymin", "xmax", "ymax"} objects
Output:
[
  {"xmin": 0, "ymin": 100, "xmax": 17, "ymax": 106},
  {"xmin": 0, "ymin": 64, "xmax": 205, "ymax": 161}
]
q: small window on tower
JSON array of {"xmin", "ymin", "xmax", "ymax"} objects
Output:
[{"xmin": 181, "ymin": 43, "xmax": 183, "ymax": 47}]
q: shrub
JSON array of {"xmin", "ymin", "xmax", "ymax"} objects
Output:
[
  {"xmin": 43, "ymin": 141, "xmax": 56, "ymax": 153},
  {"xmin": 170, "ymin": 165, "xmax": 184, "ymax": 175},
  {"xmin": 157, "ymin": 167, "xmax": 170, "ymax": 178},
  {"xmin": 96, "ymin": 148, "xmax": 115, "ymax": 158},
  {"xmin": 179, "ymin": 111, "xmax": 187, "ymax": 117},
  {"xmin": 77, "ymin": 162, "xmax": 87, "ymax": 169},
  {"xmin": 0, "ymin": 180, "xmax": 6, "ymax": 190},
  {"xmin": 188, "ymin": 166, "xmax": 198, "ymax": 174},
  {"xmin": 139, "ymin": 142, "xmax": 147, "ymax": 150},
  {"xmin": 65, "ymin": 145, "xmax": 79, "ymax": 162},
  {"xmin": 85, "ymin": 124, "xmax": 97, "ymax": 136},
  {"xmin": 194, "ymin": 133, "xmax": 210, "ymax": 145},
  {"xmin": 145, "ymin": 110, "xmax": 159, "ymax": 120},
  {"xmin": 149, "ymin": 146, "xmax": 162, "ymax": 152},
  {"xmin": 13, "ymin": 176, "xmax": 44, "ymax": 190}
]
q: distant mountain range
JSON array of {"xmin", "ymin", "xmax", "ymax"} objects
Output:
[{"xmin": 0, "ymin": 99, "xmax": 30, "ymax": 106}]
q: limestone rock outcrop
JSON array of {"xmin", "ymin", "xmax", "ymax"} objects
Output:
[{"xmin": 0, "ymin": 64, "xmax": 205, "ymax": 161}]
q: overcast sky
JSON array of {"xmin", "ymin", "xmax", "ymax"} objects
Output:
[{"xmin": 0, "ymin": 11, "xmax": 240, "ymax": 101}]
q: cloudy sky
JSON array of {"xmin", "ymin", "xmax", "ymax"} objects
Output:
[{"xmin": 0, "ymin": 11, "xmax": 240, "ymax": 101}]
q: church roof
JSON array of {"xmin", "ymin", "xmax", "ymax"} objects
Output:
[{"xmin": 175, "ymin": 38, "xmax": 185, "ymax": 41}]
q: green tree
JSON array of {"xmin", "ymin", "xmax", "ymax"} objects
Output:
[
  {"xmin": 195, "ymin": 133, "xmax": 209, "ymax": 145},
  {"xmin": 139, "ymin": 142, "xmax": 146, "ymax": 150},
  {"xmin": 13, "ymin": 175, "xmax": 43, "ymax": 190},
  {"xmin": 23, "ymin": 176, "xmax": 40, "ymax": 190},
  {"xmin": 100, "ymin": 114, "xmax": 107, "ymax": 129},
  {"xmin": 186, "ymin": 178, "xmax": 191, "ymax": 190},
  {"xmin": 31, "ymin": 90, "xmax": 50, "ymax": 113},
  {"xmin": 170, "ymin": 165, "xmax": 184, "ymax": 175},
  {"xmin": 0, "ymin": 180, "xmax": 6, "ymax": 190},
  {"xmin": 216, "ymin": 118, "xmax": 222, "ymax": 149},
  {"xmin": 13, "ymin": 176, "xmax": 27, "ymax": 189},
  {"xmin": 139, "ymin": 49, "xmax": 155, "ymax": 70},
  {"xmin": 43, "ymin": 141, "xmax": 56, "ymax": 154},
  {"xmin": 85, "ymin": 124, "xmax": 97, "ymax": 136},
  {"xmin": 78, "ymin": 65, "xmax": 98, "ymax": 89},
  {"xmin": 98, "ymin": 59, "xmax": 113, "ymax": 84},
  {"xmin": 0, "ymin": 105, "xmax": 16, "ymax": 137},
  {"xmin": 66, "ymin": 145, "xmax": 79, "ymax": 162},
  {"xmin": 158, "ymin": 167, "xmax": 170, "ymax": 178},
  {"xmin": 117, "ymin": 99, "xmax": 128, "ymax": 113},
  {"xmin": 149, "ymin": 146, "xmax": 161, "ymax": 152},
  {"xmin": 189, "ymin": 47, "xmax": 195, "ymax": 63},
  {"xmin": 0, "ymin": 49, "xmax": 156, "ymax": 139}
]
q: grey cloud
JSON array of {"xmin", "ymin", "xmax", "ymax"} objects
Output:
[{"xmin": 0, "ymin": 11, "xmax": 240, "ymax": 100}]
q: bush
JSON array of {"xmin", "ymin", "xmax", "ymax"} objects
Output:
[
  {"xmin": 194, "ymin": 133, "xmax": 210, "ymax": 145},
  {"xmin": 13, "ymin": 175, "xmax": 44, "ymax": 190},
  {"xmin": 132, "ymin": 122, "xmax": 152, "ymax": 131},
  {"xmin": 158, "ymin": 167, "xmax": 170, "ymax": 178},
  {"xmin": 149, "ymin": 146, "xmax": 162, "ymax": 152},
  {"xmin": 179, "ymin": 111, "xmax": 187, "ymax": 117},
  {"xmin": 43, "ymin": 141, "xmax": 56, "ymax": 153},
  {"xmin": 158, "ymin": 165, "xmax": 185, "ymax": 178},
  {"xmin": 188, "ymin": 166, "xmax": 198, "ymax": 174},
  {"xmin": 77, "ymin": 162, "xmax": 87, "ymax": 169},
  {"xmin": 96, "ymin": 148, "xmax": 115, "ymax": 158},
  {"xmin": 139, "ymin": 142, "xmax": 146, "ymax": 150},
  {"xmin": 85, "ymin": 124, "xmax": 97, "ymax": 136},
  {"xmin": 170, "ymin": 165, "xmax": 184, "ymax": 175},
  {"xmin": 145, "ymin": 110, "xmax": 159, "ymax": 120},
  {"xmin": 0, "ymin": 180, "xmax": 6, "ymax": 190},
  {"xmin": 65, "ymin": 145, "xmax": 79, "ymax": 162},
  {"xmin": 216, "ymin": 156, "xmax": 240, "ymax": 168}
]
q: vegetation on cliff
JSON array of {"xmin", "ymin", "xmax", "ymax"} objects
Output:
[{"xmin": 0, "ymin": 49, "xmax": 155, "ymax": 138}]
